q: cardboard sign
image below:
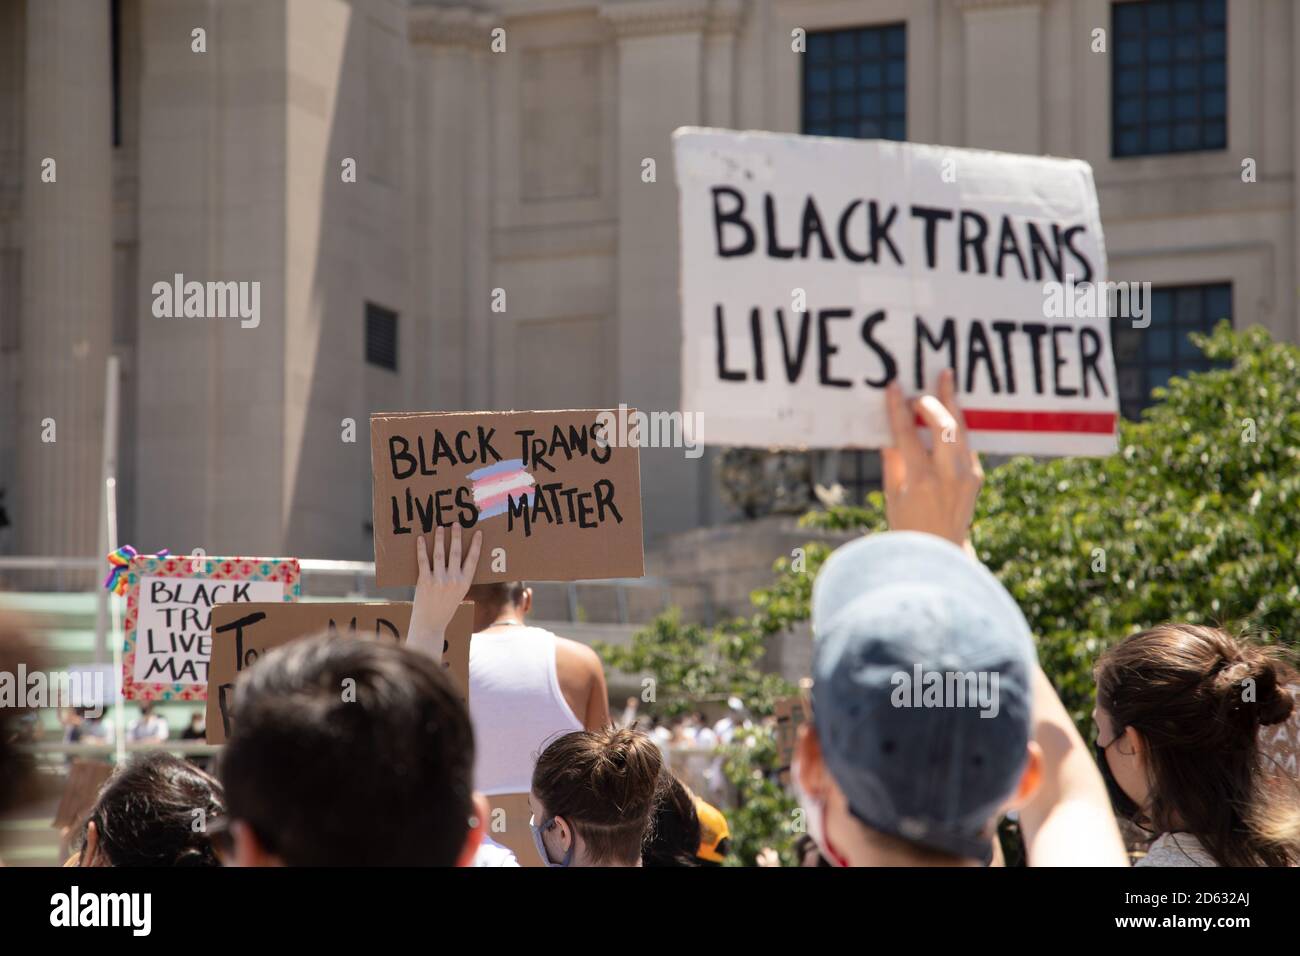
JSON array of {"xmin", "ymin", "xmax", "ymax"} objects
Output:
[
  {"xmin": 52, "ymin": 760, "xmax": 114, "ymax": 830},
  {"xmin": 370, "ymin": 410, "xmax": 644, "ymax": 588},
  {"xmin": 674, "ymin": 128, "xmax": 1118, "ymax": 456},
  {"xmin": 486, "ymin": 792, "xmax": 541, "ymax": 868},
  {"xmin": 122, "ymin": 555, "xmax": 300, "ymax": 701},
  {"xmin": 773, "ymin": 693, "xmax": 809, "ymax": 784},
  {"xmin": 1259, "ymin": 681, "xmax": 1300, "ymax": 779},
  {"xmin": 204, "ymin": 601, "xmax": 473, "ymax": 744}
]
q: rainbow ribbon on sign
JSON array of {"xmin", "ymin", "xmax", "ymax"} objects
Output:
[{"xmin": 103, "ymin": 545, "xmax": 170, "ymax": 596}]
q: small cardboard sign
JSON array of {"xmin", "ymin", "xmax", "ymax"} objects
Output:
[
  {"xmin": 370, "ymin": 410, "xmax": 645, "ymax": 588},
  {"xmin": 674, "ymin": 128, "xmax": 1119, "ymax": 456},
  {"xmin": 486, "ymin": 792, "xmax": 541, "ymax": 868},
  {"xmin": 1259, "ymin": 681, "xmax": 1300, "ymax": 779},
  {"xmin": 773, "ymin": 694, "xmax": 809, "ymax": 784},
  {"xmin": 52, "ymin": 760, "xmax": 114, "ymax": 830},
  {"xmin": 204, "ymin": 601, "xmax": 473, "ymax": 744},
  {"xmin": 122, "ymin": 555, "xmax": 300, "ymax": 701}
]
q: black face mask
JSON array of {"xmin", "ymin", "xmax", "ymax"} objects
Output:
[{"xmin": 1095, "ymin": 738, "xmax": 1143, "ymax": 821}]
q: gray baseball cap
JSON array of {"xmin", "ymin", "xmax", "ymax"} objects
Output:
[{"xmin": 810, "ymin": 531, "xmax": 1037, "ymax": 860}]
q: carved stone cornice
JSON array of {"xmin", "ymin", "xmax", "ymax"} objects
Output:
[
  {"xmin": 599, "ymin": 0, "xmax": 714, "ymax": 38},
  {"xmin": 408, "ymin": 4, "xmax": 497, "ymax": 48},
  {"xmin": 952, "ymin": 0, "xmax": 1045, "ymax": 11}
]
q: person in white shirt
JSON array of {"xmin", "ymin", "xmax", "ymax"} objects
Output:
[
  {"xmin": 465, "ymin": 580, "xmax": 611, "ymax": 796},
  {"xmin": 472, "ymin": 835, "xmax": 521, "ymax": 867},
  {"xmin": 127, "ymin": 702, "xmax": 169, "ymax": 744}
]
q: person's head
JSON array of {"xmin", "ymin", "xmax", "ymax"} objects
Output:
[
  {"xmin": 139, "ymin": 701, "xmax": 155, "ymax": 718},
  {"xmin": 795, "ymin": 531, "xmax": 1040, "ymax": 867},
  {"xmin": 530, "ymin": 727, "xmax": 663, "ymax": 867},
  {"xmin": 189, "ymin": 711, "xmax": 203, "ymax": 728},
  {"xmin": 76, "ymin": 752, "xmax": 225, "ymax": 867},
  {"xmin": 466, "ymin": 581, "xmax": 530, "ymax": 631},
  {"xmin": 642, "ymin": 771, "xmax": 701, "ymax": 867},
  {"xmin": 218, "ymin": 634, "xmax": 486, "ymax": 866},
  {"xmin": 1094, "ymin": 623, "xmax": 1300, "ymax": 866}
]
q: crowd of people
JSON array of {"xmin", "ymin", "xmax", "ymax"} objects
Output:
[{"xmin": 2, "ymin": 369, "xmax": 1298, "ymax": 868}]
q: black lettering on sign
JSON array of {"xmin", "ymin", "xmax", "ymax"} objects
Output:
[
  {"xmin": 213, "ymin": 611, "xmax": 268, "ymax": 674},
  {"xmin": 915, "ymin": 315, "xmax": 957, "ymax": 389},
  {"xmin": 860, "ymin": 311, "xmax": 897, "ymax": 388}
]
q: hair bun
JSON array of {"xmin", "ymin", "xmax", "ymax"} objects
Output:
[{"xmin": 1212, "ymin": 653, "xmax": 1294, "ymax": 728}]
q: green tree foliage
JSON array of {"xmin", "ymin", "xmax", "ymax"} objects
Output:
[
  {"xmin": 598, "ymin": 324, "xmax": 1300, "ymax": 861},
  {"xmin": 803, "ymin": 322, "xmax": 1300, "ymax": 729}
]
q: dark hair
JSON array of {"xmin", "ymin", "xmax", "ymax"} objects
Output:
[
  {"xmin": 642, "ymin": 771, "xmax": 700, "ymax": 867},
  {"xmin": 78, "ymin": 752, "xmax": 226, "ymax": 867},
  {"xmin": 219, "ymin": 634, "xmax": 475, "ymax": 866},
  {"xmin": 532, "ymin": 728, "xmax": 663, "ymax": 866},
  {"xmin": 1095, "ymin": 624, "xmax": 1300, "ymax": 866},
  {"xmin": 466, "ymin": 582, "xmax": 527, "ymax": 617}
]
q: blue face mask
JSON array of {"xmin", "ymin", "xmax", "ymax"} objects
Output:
[{"xmin": 530, "ymin": 814, "xmax": 575, "ymax": 868}]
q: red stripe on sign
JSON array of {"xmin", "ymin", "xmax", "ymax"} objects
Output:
[{"xmin": 914, "ymin": 409, "xmax": 1117, "ymax": 434}]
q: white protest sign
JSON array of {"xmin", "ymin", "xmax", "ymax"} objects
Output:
[
  {"xmin": 131, "ymin": 577, "xmax": 287, "ymax": 686},
  {"xmin": 121, "ymin": 555, "xmax": 301, "ymax": 700},
  {"xmin": 673, "ymin": 128, "xmax": 1119, "ymax": 456}
]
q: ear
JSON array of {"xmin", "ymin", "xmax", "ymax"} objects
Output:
[
  {"xmin": 793, "ymin": 722, "xmax": 829, "ymax": 799},
  {"xmin": 231, "ymin": 820, "xmax": 283, "ymax": 867},
  {"xmin": 1004, "ymin": 740, "xmax": 1044, "ymax": 812},
  {"xmin": 520, "ymin": 588, "xmax": 533, "ymax": 614},
  {"xmin": 78, "ymin": 821, "xmax": 103, "ymax": 867},
  {"xmin": 552, "ymin": 814, "xmax": 576, "ymax": 855},
  {"xmin": 1118, "ymin": 725, "xmax": 1144, "ymax": 758},
  {"xmin": 455, "ymin": 793, "xmax": 490, "ymax": 867}
]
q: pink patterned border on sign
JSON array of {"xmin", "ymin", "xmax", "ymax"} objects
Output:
[{"xmin": 121, "ymin": 556, "xmax": 301, "ymax": 701}]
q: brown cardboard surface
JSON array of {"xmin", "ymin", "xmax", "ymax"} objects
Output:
[
  {"xmin": 370, "ymin": 409, "xmax": 644, "ymax": 588},
  {"xmin": 774, "ymin": 694, "xmax": 809, "ymax": 782},
  {"xmin": 52, "ymin": 760, "xmax": 114, "ymax": 830},
  {"xmin": 204, "ymin": 601, "xmax": 472, "ymax": 744},
  {"xmin": 486, "ymin": 791, "xmax": 540, "ymax": 868}
]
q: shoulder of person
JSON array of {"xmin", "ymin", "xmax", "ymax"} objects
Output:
[
  {"xmin": 1136, "ymin": 832, "xmax": 1218, "ymax": 868},
  {"xmin": 554, "ymin": 635, "xmax": 604, "ymax": 676}
]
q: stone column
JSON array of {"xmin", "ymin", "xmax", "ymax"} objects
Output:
[
  {"xmin": 956, "ymin": 0, "xmax": 1045, "ymax": 153},
  {"xmin": 18, "ymin": 0, "xmax": 113, "ymax": 564},
  {"xmin": 600, "ymin": 0, "xmax": 712, "ymax": 542},
  {"xmin": 408, "ymin": 4, "xmax": 495, "ymax": 412}
]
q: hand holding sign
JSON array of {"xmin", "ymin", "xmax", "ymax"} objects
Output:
[
  {"xmin": 409, "ymin": 526, "xmax": 482, "ymax": 660},
  {"xmin": 370, "ymin": 409, "xmax": 644, "ymax": 588},
  {"xmin": 882, "ymin": 368, "xmax": 984, "ymax": 550}
]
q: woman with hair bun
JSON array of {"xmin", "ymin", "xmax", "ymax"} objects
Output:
[
  {"xmin": 529, "ymin": 727, "xmax": 663, "ymax": 867},
  {"xmin": 1093, "ymin": 624, "xmax": 1300, "ymax": 866}
]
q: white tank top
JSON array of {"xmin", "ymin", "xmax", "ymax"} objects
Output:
[{"xmin": 469, "ymin": 625, "xmax": 584, "ymax": 795}]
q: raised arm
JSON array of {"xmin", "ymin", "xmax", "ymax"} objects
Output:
[
  {"xmin": 408, "ymin": 526, "xmax": 482, "ymax": 661},
  {"xmin": 882, "ymin": 370, "xmax": 1126, "ymax": 866},
  {"xmin": 1017, "ymin": 667, "xmax": 1128, "ymax": 866}
]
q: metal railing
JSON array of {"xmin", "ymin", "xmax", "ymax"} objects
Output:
[{"xmin": 0, "ymin": 556, "xmax": 712, "ymax": 625}]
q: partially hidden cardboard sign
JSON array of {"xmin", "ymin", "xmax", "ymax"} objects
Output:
[
  {"xmin": 773, "ymin": 693, "xmax": 809, "ymax": 784},
  {"xmin": 1259, "ymin": 681, "xmax": 1300, "ymax": 779},
  {"xmin": 487, "ymin": 792, "xmax": 541, "ymax": 868},
  {"xmin": 204, "ymin": 601, "xmax": 473, "ymax": 744},
  {"xmin": 674, "ymin": 127, "xmax": 1119, "ymax": 456},
  {"xmin": 370, "ymin": 410, "xmax": 644, "ymax": 588},
  {"xmin": 122, "ymin": 555, "xmax": 300, "ymax": 701},
  {"xmin": 52, "ymin": 760, "xmax": 114, "ymax": 830}
]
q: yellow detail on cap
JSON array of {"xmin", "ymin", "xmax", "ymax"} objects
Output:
[{"xmin": 693, "ymin": 796, "xmax": 730, "ymax": 863}]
